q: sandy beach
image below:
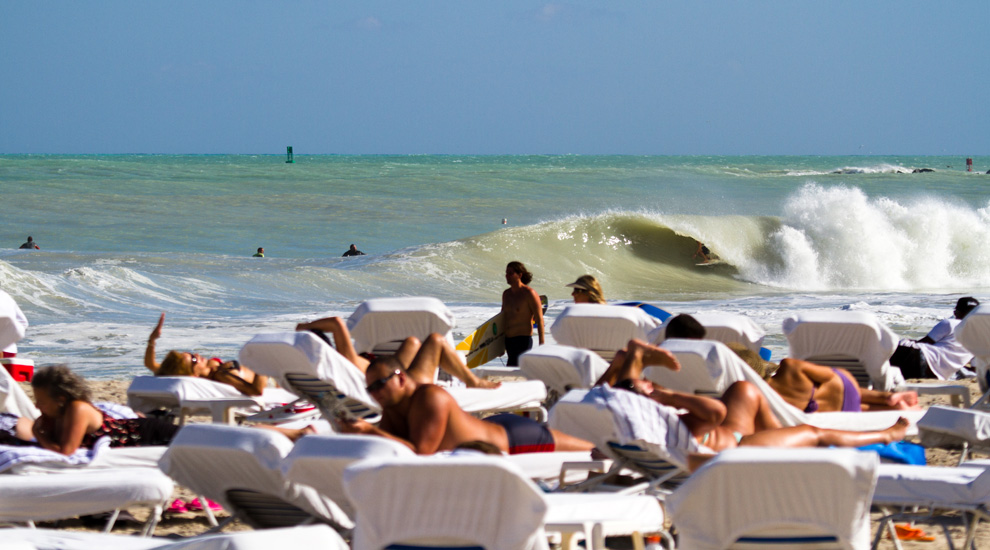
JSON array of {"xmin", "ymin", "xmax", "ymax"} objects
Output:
[{"xmin": 10, "ymin": 377, "xmax": 989, "ymax": 549}]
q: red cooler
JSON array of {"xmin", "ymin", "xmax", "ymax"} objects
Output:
[{"xmin": 1, "ymin": 357, "xmax": 34, "ymax": 382}]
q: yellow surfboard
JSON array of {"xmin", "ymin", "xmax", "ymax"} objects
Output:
[
  {"xmin": 457, "ymin": 296, "xmax": 547, "ymax": 368},
  {"xmin": 457, "ymin": 312, "xmax": 506, "ymax": 368}
]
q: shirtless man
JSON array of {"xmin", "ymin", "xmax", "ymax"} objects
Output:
[
  {"xmin": 339, "ymin": 337, "xmax": 593, "ymax": 455},
  {"xmin": 500, "ymin": 261, "xmax": 545, "ymax": 366},
  {"xmin": 599, "ymin": 339, "xmax": 909, "ymax": 470}
]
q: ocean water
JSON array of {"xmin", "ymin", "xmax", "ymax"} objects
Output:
[{"xmin": 2, "ymin": 154, "xmax": 990, "ymax": 379}]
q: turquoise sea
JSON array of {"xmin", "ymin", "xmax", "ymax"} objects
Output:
[{"xmin": 3, "ymin": 155, "xmax": 990, "ymax": 378}]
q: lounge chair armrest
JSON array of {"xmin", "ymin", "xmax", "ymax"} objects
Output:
[
  {"xmin": 898, "ymin": 383, "xmax": 971, "ymax": 408},
  {"xmin": 558, "ymin": 459, "xmax": 610, "ymax": 488}
]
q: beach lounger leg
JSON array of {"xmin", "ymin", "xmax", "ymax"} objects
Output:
[
  {"xmin": 963, "ymin": 512, "xmax": 983, "ymax": 550},
  {"xmin": 872, "ymin": 509, "xmax": 904, "ymax": 550},
  {"xmin": 101, "ymin": 509, "xmax": 121, "ymax": 533},
  {"xmin": 592, "ymin": 523, "xmax": 606, "ymax": 550},
  {"xmin": 141, "ymin": 504, "xmax": 163, "ymax": 537},
  {"xmin": 200, "ymin": 495, "xmax": 219, "ymax": 527}
]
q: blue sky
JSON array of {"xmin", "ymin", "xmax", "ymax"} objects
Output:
[{"xmin": 2, "ymin": 2, "xmax": 987, "ymax": 155}]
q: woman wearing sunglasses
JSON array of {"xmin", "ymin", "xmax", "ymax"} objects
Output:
[
  {"xmin": 565, "ymin": 275, "xmax": 605, "ymax": 304},
  {"xmin": 144, "ymin": 313, "xmax": 268, "ymax": 396}
]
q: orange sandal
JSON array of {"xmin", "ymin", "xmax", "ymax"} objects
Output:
[{"xmin": 887, "ymin": 524, "xmax": 935, "ymax": 542}]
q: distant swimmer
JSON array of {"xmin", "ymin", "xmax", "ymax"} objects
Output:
[
  {"xmin": 692, "ymin": 241, "xmax": 711, "ymax": 263},
  {"xmin": 342, "ymin": 244, "xmax": 366, "ymax": 257},
  {"xmin": 18, "ymin": 236, "xmax": 39, "ymax": 250},
  {"xmin": 253, "ymin": 247, "xmax": 265, "ymax": 258},
  {"xmin": 502, "ymin": 218, "xmax": 508, "ymax": 225}
]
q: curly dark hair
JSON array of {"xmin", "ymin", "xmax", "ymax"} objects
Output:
[
  {"xmin": 31, "ymin": 365, "xmax": 91, "ymax": 405},
  {"xmin": 506, "ymin": 261, "xmax": 533, "ymax": 285}
]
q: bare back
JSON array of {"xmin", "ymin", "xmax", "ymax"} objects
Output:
[{"xmin": 380, "ymin": 384, "xmax": 509, "ymax": 454}]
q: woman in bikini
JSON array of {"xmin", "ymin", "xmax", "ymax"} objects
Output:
[
  {"xmin": 727, "ymin": 344, "xmax": 920, "ymax": 412},
  {"xmin": 144, "ymin": 313, "xmax": 268, "ymax": 396},
  {"xmin": 31, "ymin": 365, "xmax": 180, "ymax": 455},
  {"xmin": 598, "ymin": 339, "xmax": 910, "ymax": 470}
]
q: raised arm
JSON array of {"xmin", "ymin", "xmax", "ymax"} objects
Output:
[
  {"xmin": 144, "ymin": 313, "xmax": 165, "ymax": 374},
  {"xmin": 648, "ymin": 386, "xmax": 727, "ymax": 436}
]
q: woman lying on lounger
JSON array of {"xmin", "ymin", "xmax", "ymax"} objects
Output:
[
  {"xmin": 598, "ymin": 339, "xmax": 910, "ymax": 470},
  {"xmin": 31, "ymin": 365, "xmax": 181, "ymax": 455},
  {"xmin": 144, "ymin": 313, "xmax": 268, "ymax": 396},
  {"xmin": 727, "ymin": 343, "xmax": 920, "ymax": 413},
  {"xmin": 28, "ymin": 365, "xmax": 315, "ymax": 454},
  {"xmin": 295, "ymin": 316, "xmax": 500, "ymax": 389}
]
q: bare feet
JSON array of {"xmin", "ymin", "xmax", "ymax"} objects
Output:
[
  {"xmin": 886, "ymin": 391, "xmax": 920, "ymax": 410},
  {"xmin": 466, "ymin": 377, "xmax": 502, "ymax": 389},
  {"xmin": 885, "ymin": 417, "xmax": 910, "ymax": 443},
  {"xmin": 628, "ymin": 339, "xmax": 681, "ymax": 372}
]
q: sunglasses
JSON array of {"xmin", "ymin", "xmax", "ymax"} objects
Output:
[
  {"xmin": 613, "ymin": 378, "xmax": 638, "ymax": 392},
  {"xmin": 188, "ymin": 354, "xmax": 200, "ymax": 368},
  {"xmin": 366, "ymin": 370, "xmax": 401, "ymax": 393}
]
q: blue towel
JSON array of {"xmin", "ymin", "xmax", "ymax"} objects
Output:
[{"xmin": 858, "ymin": 441, "xmax": 926, "ymax": 465}]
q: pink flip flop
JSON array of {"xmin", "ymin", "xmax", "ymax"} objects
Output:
[
  {"xmin": 186, "ymin": 497, "xmax": 223, "ymax": 512},
  {"xmin": 166, "ymin": 498, "xmax": 189, "ymax": 514}
]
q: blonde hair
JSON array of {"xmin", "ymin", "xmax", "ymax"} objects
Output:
[
  {"xmin": 158, "ymin": 350, "xmax": 194, "ymax": 376},
  {"xmin": 726, "ymin": 342, "xmax": 776, "ymax": 381},
  {"xmin": 573, "ymin": 275, "xmax": 606, "ymax": 304}
]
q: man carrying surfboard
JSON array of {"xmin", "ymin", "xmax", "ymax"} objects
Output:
[{"xmin": 500, "ymin": 261, "xmax": 545, "ymax": 366}]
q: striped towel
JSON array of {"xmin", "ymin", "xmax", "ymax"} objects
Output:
[{"xmin": 590, "ymin": 385, "xmax": 703, "ymax": 468}]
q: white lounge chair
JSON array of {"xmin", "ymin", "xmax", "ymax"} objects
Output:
[
  {"xmin": 784, "ymin": 311, "xmax": 972, "ymax": 409},
  {"xmin": 0, "ymin": 290, "xmax": 39, "ymax": 420},
  {"xmin": 550, "ymin": 304, "xmax": 661, "ymax": 361},
  {"xmin": 956, "ymin": 304, "xmax": 990, "ymax": 408},
  {"xmin": 3, "ymin": 524, "xmax": 349, "ymax": 550},
  {"xmin": 280, "ymin": 433, "xmax": 415, "ymax": 522},
  {"xmin": 0, "ymin": 467, "xmax": 173, "ymax": 536},
  {"xmin": 239, "ymin": 331, "xmax": 381, "ymax": 422},
  {"xmin": 347, "ymin": 296, "xmax": 457, "ymax": 355},
  {"xmin": 282, "ymin": 431, "xmax": 596, "ymax": 500},
  {"xmin": 241, "ymin": 331, "xmax": 548, "ymax": 422},
  {"xmin": 652, "ymin": 311, "xmax": 766, "ymax": 353},
  {"xmin": 872, "ymin": 462, "xmax": 990, "ymax": 550},
  {"xmin": 126, "ymin": 375, "xmax": 303, "ymax": 425},
  {"xmin": 915, "ymin": 405, "xmax": 990, "ymax": 464},
  {"xmin": 550, "ymin": 385, "xmax": 706, "ymax": 495},
  {"xmin": 784, "ymin": 311, "xmax": 904, "ymax": 390},
  {"xmin": 0, "ymin": 289, "xmax": 28, "ymax": 355},
  {"xmin": 668, "ymin": 447, "xmax": 879, "ymax": 550},
  {"xmin": 343, "ymin": 453, "xmax": 668, "ymax": 550},
  {"xmin": 519, "ymin": 344, "xmax": 610, "ymax": 395},
  {"xmin": 158, "ymin": 424, "xmax": 352, "ymax": 533},
  {"xmin": 553, "ymin": 388, "xmax": 989, "ymax": 550}
]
